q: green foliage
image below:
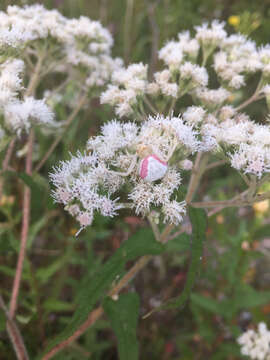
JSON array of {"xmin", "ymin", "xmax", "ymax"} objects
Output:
[
  {"xmin": 104, "ymin": 293, "xmax": 140, "ymax": 360},
  {"xmin": 163, "ymin": 207, "xmax": 207, "ymax": 309},
  {"xmin": 0, "ymin": 1, "xmax": 270, "ymax": 359},
  {"xmin": 39, "ymin": 228, "xmax": 164, "ymax": 358}
]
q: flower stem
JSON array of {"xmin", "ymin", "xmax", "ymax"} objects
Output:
[
  {"xmin": 185, "ymin": 152, "xmax": 209, "ymax": 204},
  {"xmin": 9, "ymin": 130, "xmax": 34, "ymax": 318},
  {"xmin": 35, "ymin": 92, "xmax": 88, "ymax": 172},
  {"xmin": 0, "ymin": 295, "xmax": 29, "ymax": 360},
  {"xmin": 0, "ymin": 137, "xmax": 16, "ymax": 200}
]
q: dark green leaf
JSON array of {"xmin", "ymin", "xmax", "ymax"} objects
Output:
[
  {"xmin": 38, "ymin": 228, "xmax": 164, "ymax": 359},
  {"xmin": 104, "ymin": 293, "xmax": 139, "ymax": 360},
  {"xmin": 165, "ymin": 233, "xmax": 190, "ymax": 253},
  {"xmin": 191, "ymin": 293, "xmax": 229, "ymax": 317},
  {"xmin": 145, "ymin": 207, "xmax": 207, "ymax": 316},
  {"xmin": 164, "ymin": 207, "xmax": 207, "ymax": 310}
]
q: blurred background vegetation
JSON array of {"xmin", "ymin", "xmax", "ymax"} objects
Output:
[{"xmin": 1, "ymin": 1, "xmax": 270, "ymax": 359}]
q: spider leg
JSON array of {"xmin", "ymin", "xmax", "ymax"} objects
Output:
[{"xmin": 107, "ymin": 154, "xmax": 137, "ymax": 177}]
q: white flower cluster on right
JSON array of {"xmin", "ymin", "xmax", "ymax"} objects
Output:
[
  {"xmin": 100, "ymin": 21, "xmax": 270, "ymax": 180},
  {"xmin": 238, "ymin": 323, "xmax": 270, "ymax": 360},
  {"xmin": 51, "ymin": 20, "xmax": 270, "ymax": 231}
]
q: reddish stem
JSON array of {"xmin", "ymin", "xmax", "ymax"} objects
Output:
[
  {"xmin": 0, "ymin": 138, "xmax": 16, "ymax": 199},
  {"xmin": 9, "ymin": 130, "xmax": 34, "ymax": 318}
]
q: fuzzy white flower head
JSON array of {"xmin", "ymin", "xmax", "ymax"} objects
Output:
[
  {"xmin": 0, "ymin": 4, "xmax": 121, "ymax": 88},
  {"xmin": 0, "ymin": 59, "xmax": 24, "ymax": 106},
  {"xmin": 4, "ymin": 97, "xmax": 56, "ymax": 135},
  {"xmin": 178, "ymin": 31, "xmax": 200, "ymax": 59},
  {"xmin": 196, "ymin": 20, "xmax": 227, "ymax": 47},
  {"xmin": 183, "ymin": 106, "xmax": 206, "ymax": 127},
  {"xmin": 50, "ymin": 114, "xmax": 201, "ymax": 231},
  {"xmin": 194, "ymin": 87, "xmax": 231, "ymax": 110},
  {"xmin": 237, "ymin": 323, "xmax": 270, "ymax": 360},
  {"xmin": 100, "ymin": 63, "xmax": 148, "ymax": 117},
  {"xmin": 154, "ymin": 70, "xmax": 178, "ymax": 98},
  {"xmin": 159, "ymin": 41, "xmax": 184, "ymax": 68},
  {"xmin": 180, "ymin": 159, "xmax": 193, "ymax": 170},
  {"xmin": 180, "ymin": 62, "xmax": 208, "ymax": 88}
]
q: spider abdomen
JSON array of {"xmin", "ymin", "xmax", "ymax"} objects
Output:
[{"xmin": 139, "ymin": 155, "xmax": 168, "ymax": 182}]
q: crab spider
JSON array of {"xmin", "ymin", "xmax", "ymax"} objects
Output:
[{"xmin": 106, "ymin": 140, "xmax": 178, "ymax": 182}]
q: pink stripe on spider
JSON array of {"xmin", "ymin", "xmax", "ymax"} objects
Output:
[
  {"xmin": 139, "ymin": 155, "xmax": 168, "ymax": 182},
  {"xmin": 140, "ymin": 156, "xmax": 150, "ymax": 179}
]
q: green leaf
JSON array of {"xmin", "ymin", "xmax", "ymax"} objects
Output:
[
  {"xmin": 2, "ymin": 170, "xmax": 48, "ymax": 213},
  {"xmin": 165, "ymin": 233, "xmax": 190, "ymax": 253},
  {"xmin": 36, "ymin": 252, "xmax": 71, "ymax": 285},
  {"xmin": 253, "ymin": 224, "xmax": 270, "ymax": 239},
  {"xmin": 191, "ymin": 285, "xmax": 270, "ymax": 320},
  {"xmin": 146, "ymin": 207, "xmax": 207, "ymax": 316},
  {"xmin": 191, "ymin": 293, "xmax": 229, "ymax": 317},
  {"xmin": 43, "ymin": 299, "xmax": 74, "ymax": 313},
  {"xmin": 27, "ymin": 217, "xmax": 47, "ymax": 250},
  {"xmin": 234, "ymin": 284, "xmax": 270, "ymax": 309},
  {"xmin": 104, "ymin": 293, "xmax": 139, "ymax": 360},
  {"xmin": 38, "ymin": 228, "xmax": 164, "ymax": 359},
  {"xmin": 164, "ymin": 207, "xmax": 207, "ymax": 310}
]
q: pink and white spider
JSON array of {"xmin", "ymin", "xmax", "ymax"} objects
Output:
[{"xmin": 107, "ymin": 141, "xmax": 178, "ymax": 182}]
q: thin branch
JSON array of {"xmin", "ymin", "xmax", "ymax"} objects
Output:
[
  {"xmin": 35, "ymin": 92, "xmax": 88, "ymax": 172},
  {"xmin": 146, "ymin": 0, "xmax": 160, "ymax": 79},
  {"xmin": 235, "ymin": 76, "xmax": 264, "ymax": 112},
  {"xmin": 9, "ymin": 130, "xmax": 34, "ymax": 318},
  {"xmin": 46, "ymin": 77, "xmax": 70, "ymax": 101},
  {"xmin": 205, "ymin": 159, "xmax": 227, "ymax": 171},
  {"xmin": 147, "ymin": 214, "xmax": 161, "ymax": 242},
  {"xmin": 123, "ymin": 0, "xmax": 134, "ymax": 64},
  {"xmin": 99, "ymin": 0, "xmax": 108, "ymax": 23},
  {"xmin": 25, "ymin": 53, "xmax": 44, "ymax": 97},
  {"xmin": 143, "ymin": 96, "xmax": 158, "ymax": 114},
  {"xmin": 191, "ymin": 188, "xmax": 252, "ymax": 209},
  {"xmin": 0, "ymin": 295, "xmax": 29, "ymax": 360},
  {"xmin": 191, "ymin": 199, "xmax": 250, "ymax": 208},
  {"xmin": 167, "ymin": 97, "xmax": 177, "ymax": 116},
  {"xmin": 185, "ymin": 153, "xmax": 209, "ymax": 204},
  {"xmin": 0, "ymin": 137, "xmax": 16, "ymax": 199},
  {"xmin": 235, "ymin": 94, "xmax": 264, "ymax": 112}
]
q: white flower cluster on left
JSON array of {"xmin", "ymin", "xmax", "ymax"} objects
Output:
[
  {"xmin": 0, "ymin": 58, "xmax": 56, "ymax": 137},
  {"xmin": 0, "ymin": 4, "xmax": 122, "ymax": 140}
]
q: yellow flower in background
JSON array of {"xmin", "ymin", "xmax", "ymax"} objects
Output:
[
  {"xmin": 253, "ymin": 199, "xmax": 269, "ymax": 214},
  {"xmin": 69, "ymin": 228, "xmax": 78, "ymax": 236},
  {"xmin": 228, "ymin": 15, "xmax": 240, "ymax": 27},
  {"xmin": 0, "ymin": 195, "xmax": 15, "ymax": 206}
]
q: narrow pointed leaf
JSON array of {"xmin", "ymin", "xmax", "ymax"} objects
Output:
[
  {"xmin": 164, "ymin": 207, "xmax": 207, "ymax": 310},
  {"xmin": 104, "ymin": 293, "xmax": 139, "ymax": 360},
  {"xmin": 145, "ymin": 207, "xmax": 207, "ymax": 317}
]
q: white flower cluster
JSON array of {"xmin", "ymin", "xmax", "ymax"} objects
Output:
[
  {"xmin": 100, "ymin": 63, "xmax": 148, "ymax": 117},
  {"xmin": 238, "ymin": 322, "xmax": 270, "ymax": 360},
  {"xmin": 0, "ymin": 4, "xmax": 123, "ymax": 138},
  {"xmin": 0, "ymin": 4, "xmax": 122, "ymax": 87},
  {"xmin": 50, "ymin": 114, "xmax": 203, "ymax": 229},
  {"xmin": 51, "ymin": 20, "xmax": 270, "ymax": 230},
  {"xmin": 195, "ymin": 20, "xmax": 227, "ymax": 49},
  {"xmin": 0, "ymin": 58, "xmax": 56, "ymax": 136},
  {"xmin": 182, "ymin": 104, "xmax": 270, "ymax": 178},
  {"xmin": 100, "ymin": 20, "xmax": 270, "ymax": 180},
  {"xmin": 100, "ymin": 20, "xmax": 270, "ymax": 116}
]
